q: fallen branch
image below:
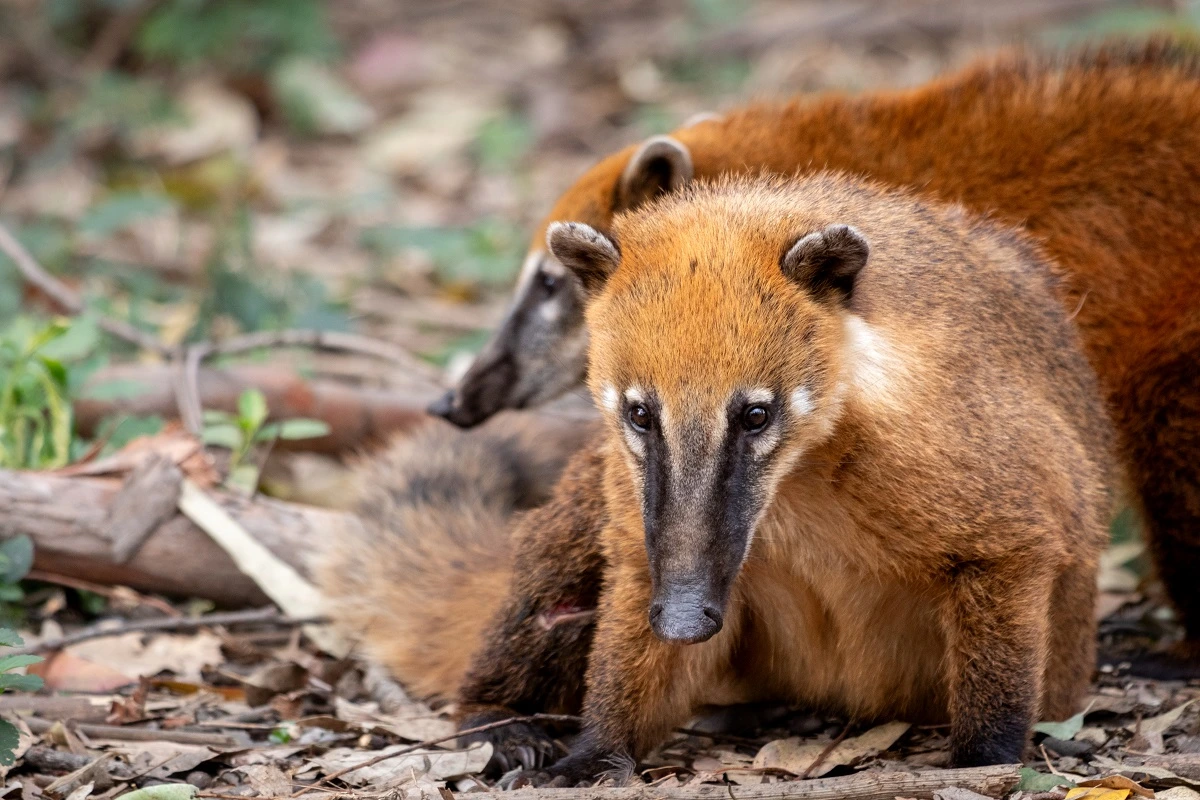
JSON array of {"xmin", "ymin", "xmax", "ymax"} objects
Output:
[
  {"xmin": 499, "ymin": 765, "xmax": 1022, "ymax": 800},
  {"xmin": 178, "ymin": 331, "xmax": 442, "ymax": 434},
  {"xmin": 0, "ymin": 466, "xmax": 360, "ymax": 605},
  {"xmin": 6, "ymin": 607, "xmax": 325, "ymax": 657},
  {"xmin": 76, "ymin": 363, "xmax": 440, "ymax": 455},
  {"xmin": 23, "ymin": 717, "xmax": 242, "ymax": 748},
  {"xmin": 0, "ymin": 222, "xmax": 173, "ymax": 356}
]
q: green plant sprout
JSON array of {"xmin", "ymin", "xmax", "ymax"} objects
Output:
[
  {"xmin": 202, "ymin": 388, "xmax": 330, "ymax": 494},
  {"xmin": 0, "ymin": 627, "xmax": 43, "ymax": 766}
]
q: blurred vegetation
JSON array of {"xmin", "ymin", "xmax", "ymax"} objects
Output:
[{"xmin": 0, "ymin": 0, "xmax": 1196, "ymax": 532}]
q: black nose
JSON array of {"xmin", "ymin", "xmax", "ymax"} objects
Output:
[
  {"xmin": 649, "ymin": 597, "xmax": 724, "ymax": 644},
  {"xmin": 427, "ymin": 389, "xmax": 457, "ymax": 419}
]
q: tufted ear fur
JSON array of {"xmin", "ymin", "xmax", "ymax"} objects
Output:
[
  {"xmin": 780, "ymin": 224, "xmax": 870, "ymax": 305},
  {"xmin": 546, "ymin": 222, "xmax": 620, "ymax": 297},
  {"xmin": 616, "ymin": 135, "xmax": 694, "ymax": 211}
]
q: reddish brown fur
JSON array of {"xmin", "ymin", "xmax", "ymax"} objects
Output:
[
  {"xmin": 529, "ymin": 39, "xmax": 1200, "ymax": 639},
  {"xmin": 539, "ymin": 173, "xmax": 1114, "ymax": 782}
]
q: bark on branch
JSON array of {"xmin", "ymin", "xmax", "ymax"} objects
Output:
[
  {"xmin": 499, "ymin": 765, "xmax": 1021, "ymax": 800},
  {"xmin": 0, "ymin": 466, "xmax": 360, "ymax": 605}
]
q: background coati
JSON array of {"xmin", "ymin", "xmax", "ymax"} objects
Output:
[
  {"xmin": 430, "ymin": 40, "xmax": 1200, "ymax": 644},
  {"xmin": 520, "ymin": 173, "xmax": 1115, "ymax": 785}
]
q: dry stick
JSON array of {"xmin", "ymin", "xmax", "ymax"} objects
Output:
[
  {"xmin": 24, "ymin": 717, "xmax": 240, "ymax": 748},
  {"xmin": 26, "ymin": 568, "xmax": 181, "ymax": 618},
  {"xmin": 4, "ymin": 607, "xmax": 327, "ymax": 656},
  {"xmin": 177, "ymin": 329, "xmax": 442, "ymax": 434},
  {"xmin": 497, "ymin": 765, "xmax": 1022, "ymax": 800},
  {"xmin": 799, "ymin": 722, "xmax": 852, "ymax": 779},
  {"xmin": 0, "ymin": 222, "xmax": 175, "ymax": 356},
  {"xmin": 291, "ymin": 713, "xmax": 583, "ymax": 797}
]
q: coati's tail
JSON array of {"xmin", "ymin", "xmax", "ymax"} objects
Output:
[{"xmin": 315, "ymin": 412, "xmax": 594, "ymax": 701}]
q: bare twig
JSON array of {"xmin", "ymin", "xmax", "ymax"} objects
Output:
[
  {"xmin": 178, "ymin": 329, "xmax": 441, "ymax": 434},
  {"xmin": 26, "ymin": 569, "xmax": 181, "ymax": 618},
  {"xmin": 292, "ymin": 713, "xmax": 583, "ymax": 797},
  {"xmin": 24, "ymin": 717, "xmax": 241, "ymax": 748},
  {"xmin": 800, "ymin": 722, "xmax": 852, "ymax": 779},
  {"xmin": 4, "ymin": 607, "xmax": 327, "ymax": 656},
  {"xmin": 0, "ymin": 222, "xmax": 175, "ymax": 356},
  {"xmin": 83, "ymin": 0, "xmax": 162, "ymax": 73}
]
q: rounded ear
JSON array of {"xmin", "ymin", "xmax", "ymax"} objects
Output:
[
  {"xmin": 616, "ymin": 135, "xmax": 694, "ymax": 211},
  {"xmin": 780, "ymin": 224, "xmax": 870, "ymax": 305},
  {"xmin": 546, "ymin": 222, "xmax": 620, "ymax": 297}
]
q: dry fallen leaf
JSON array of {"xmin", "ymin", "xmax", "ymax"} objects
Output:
[
  {"xmin": 68, "ymin": 631, "xmax": 222, "ymax": 683},
  {"xmin": 235, "ymin": 764, "xmax": 293, "ymax": 797},
  {"xmin": 308, "ymin": 742, "xmax": 492, "ymax": 789},
  {"xmin": 753, "ymin": 721, "xmax": 910, "ymax": 777},
  {"xmin": 94, "ymin": 740, "xmax": 223, "ymax": 780},
  {"xmin": 1076, "ymin": 775, "xmax": 1153, "ymax": 798},
  {"xmin": 30, "ymin": 650, "xmax": 136, "ymax": 693}
]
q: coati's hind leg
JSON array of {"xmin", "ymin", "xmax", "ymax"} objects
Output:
[
  {"xmin": 1120, "ymin": 324, "xmax": 1200, "ymax": 666},
  {"xmin": 457, "ymin": 449, "xmax": 609, "ymax": 775},
  {"xmin": 1042, "ymin": 564, "xmax": 1096, "ymax": 721},
  {"xmin": 944, "ymin": 558, "xmax": 1054, "ymax": 766}
]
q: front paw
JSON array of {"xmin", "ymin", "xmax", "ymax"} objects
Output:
[
  {"xmin": 459, "ymin": 713, "xmax": 561, "ymax": 776},
  {"xmin": 498, "ymin": 748, "xmax": 631, "ymax": 789}
]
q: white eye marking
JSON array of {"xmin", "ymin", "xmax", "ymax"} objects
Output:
[
  {"xmin": 745, "ymin": 387, "xmax": 774, "ymax": 406},
  {"xmin": 540, "ymin": 256, "xmax": 566, "ymax": 278},
  {"xmin": 600, "ymin": 384, "xmax": 619, "ymax": 413},
  {"xmin": 538, "ymin": 298, "xmax": 562, "ymax": 322},
  {"xmin": 624, "ymin": 386, "xmax": 646, "ymax": 405},
  {"xmin": 516, "ymin": 250, "xmax": 545, "ymax": 288},
  {"xmin": 789, "ymin": 386, "xmax": 814, "ymax": 416}
]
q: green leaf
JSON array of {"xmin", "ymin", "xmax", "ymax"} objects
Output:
[
  {"xmin": 37, "ymin": 316, "xmax": 100, "ymax": 362},
  {"xmin": 0, "ymin": 717, "xmax": 19, "ymax": 767},
  {"xmin": 0, "ymin": 628, "xmax": 22, "ymax": 647},
  {"xmin": 0, "ymin": 536, "xmax": 33, "ymax": 584},
  {"xmin": 238, "ymin": 389, "xmax": 269, "ymax": 430},
  {"xmin": 0, "ymin": 654, "xmax": 42, "ymax": 673},
  {"xmin": 0, "ymin": 672, "xmax": 44, "ymax": 692},
  {"xmin": 79, "ymin": 192, "xmax": 174, "ymax": 239},
  {"xmin": 273, "ymin": 418, "xmax": 330, "ymax": 441},
  {"xmin": 112, "ymin": 785, "xmax": 198, "ymax": 800},
  {"xmin": 82, "ymin": 378, "xmax": 151, "ymax": 402},
  {"xmin": 1018, "ymin": 767, "xmax": 1075, "ymax": 792},
  {"xmin": 226, "ymin": 463, "xmax": 260, "ymax": 495},
  {"xmin": 202, "ymin": 423, "xmax": 243, "ymax": 451}
]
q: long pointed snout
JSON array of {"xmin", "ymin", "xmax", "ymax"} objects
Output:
[{"xmin": 428, "ymin": 350, "xmax": 516, "ymax": 428}]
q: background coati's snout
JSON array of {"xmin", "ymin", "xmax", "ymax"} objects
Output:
[{"xmin": 430, "ymin": 260, "xmax": 589, "ymax": 428}]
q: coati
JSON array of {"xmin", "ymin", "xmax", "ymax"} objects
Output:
[
  {"xmin": 430, "ymin": 40, "xmax": 1200, "ymax": 643},
  {"xmin": 512, "ymin": 172, "xmax": 1116, "ymax": 784}
]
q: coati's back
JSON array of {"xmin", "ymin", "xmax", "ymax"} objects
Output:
[{"xmin": 316, "ymin": 414, "xmax": 595, "ymax": 701}]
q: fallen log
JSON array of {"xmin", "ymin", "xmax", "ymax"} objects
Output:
[
  {"xmin": 75, "ymin": 363, "xmax": 441, "ymax": 455},
  {"xmin": 0, "ymin": 466, "xmax": 361, "ymax": 605},
  {"xmin": 499, "ymin": 765, "xmax": 1022, "ymax": 800}
]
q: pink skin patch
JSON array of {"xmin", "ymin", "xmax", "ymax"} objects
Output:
[{"xmin": 536, "ymin": 602, "xmax": 597, "ymax": 630}]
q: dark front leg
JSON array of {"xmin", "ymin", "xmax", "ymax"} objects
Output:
[
  {"xmin": 526, "ymin": 560, "xmax": 732, "ymax": 787},
  {"xmin": 456, "ymin": 450, "xmax": 609, "ymax": 773},
  {"xmin": 944, "ymin": 559, "xmax": 1053, "ymax": 766}
]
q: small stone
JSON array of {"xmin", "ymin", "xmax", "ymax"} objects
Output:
[{"xmin": 186, "ymin": 772, "xmax": 212, "ymax": 789}]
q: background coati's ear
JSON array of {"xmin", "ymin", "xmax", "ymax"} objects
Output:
[
  {"xmin": 780, "ymin": 224, "xmax": 870, "ymax": 305},
  {"xmin": 616, "ymin": 135, "xmax": 694, "ymax": 210},
  {"xmin": 546, "ymin": 222, "xmax": 620, "ymax": 296}
]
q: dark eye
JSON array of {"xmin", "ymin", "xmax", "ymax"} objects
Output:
[
  {"xmin": 742, "ymin": 405, "xmax": 770, "ymax": 432},
  {"xmin": 628, "ymin": 403, "xmax": 651, "ymax": 433},
  {"xmin": 539, "ymin": 271, "xmax": 559, "ymax": 293}
]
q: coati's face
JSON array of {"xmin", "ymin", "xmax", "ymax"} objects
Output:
[
  {"xmin": 429, "ymin": 136, "xmax": 697, "ymax": 427},
  {"xmin": 547, "ymin": 192, "xmax": 870, "ymax": 644}
]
